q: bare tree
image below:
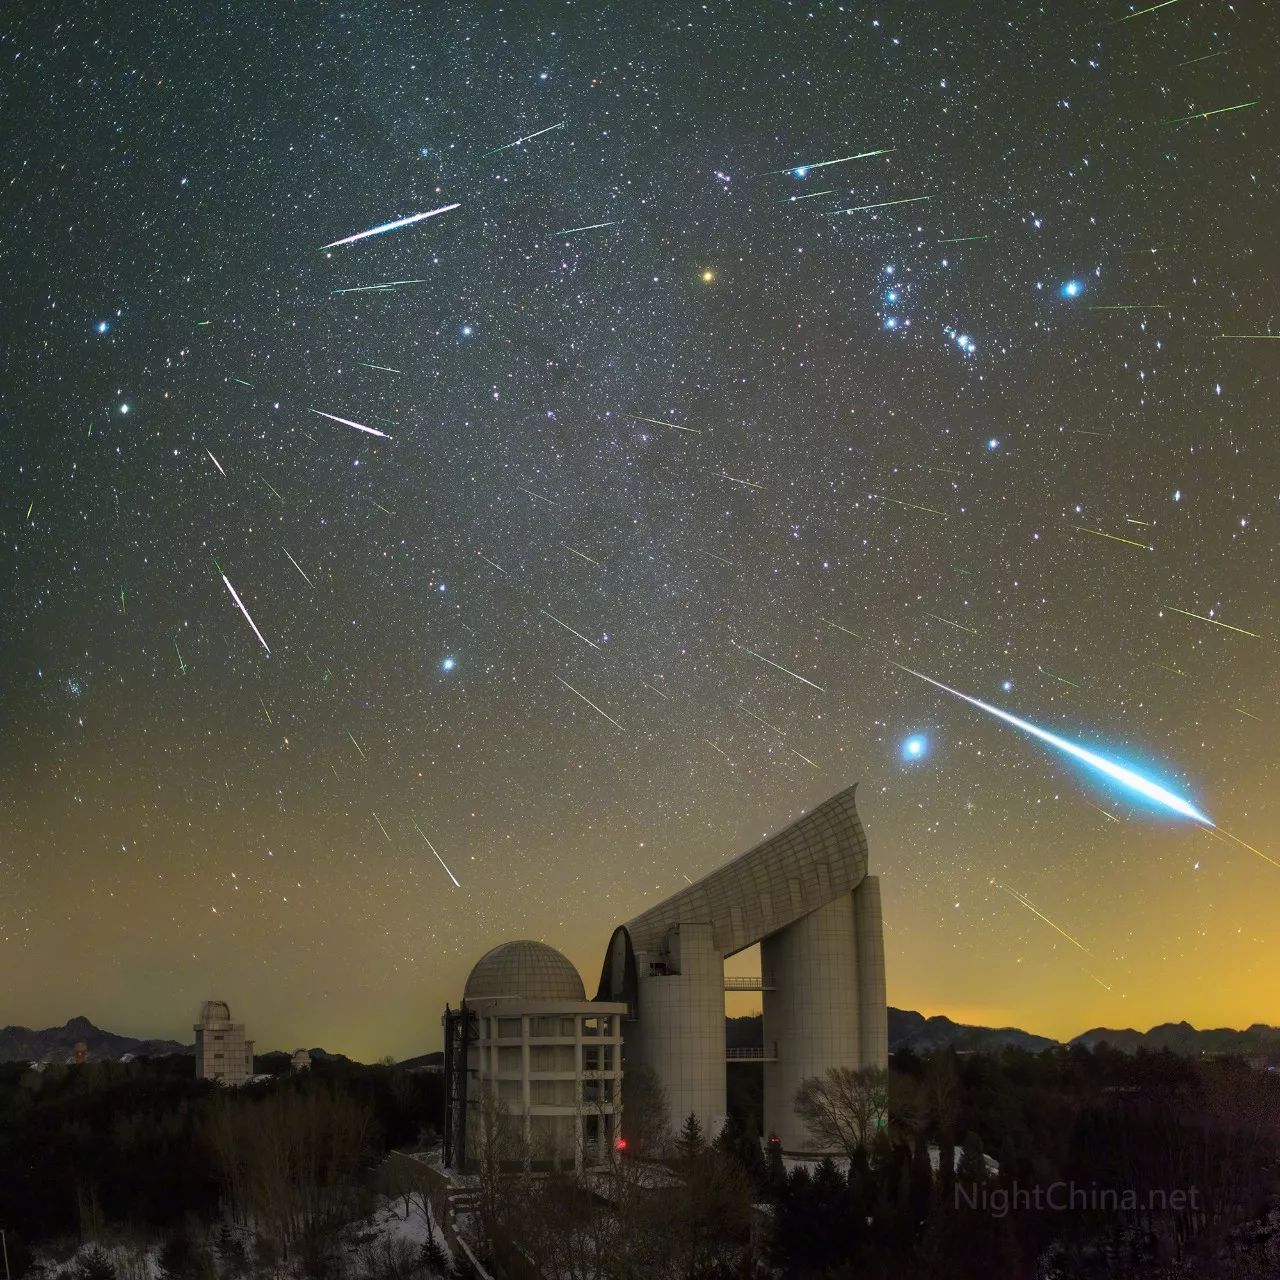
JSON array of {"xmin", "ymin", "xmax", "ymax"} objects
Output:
[{"xmin": 793, "ymin": 1066, "xmax": 889, "ymax": 1159}]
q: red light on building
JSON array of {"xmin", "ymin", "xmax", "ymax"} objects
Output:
[{"xmin": 616, "ymin": 1137, "xmax": 628, "ymax": 1151}]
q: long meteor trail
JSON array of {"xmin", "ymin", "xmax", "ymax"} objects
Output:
[
  {"xmin": 319, "ymin": 204, "xmax": 459, "ymax": 250},
  {"xmin": 892, "ymin": 662, "xmax": 1212, "ymax": 824},
  {"xmin": 831, "ymin": 195, "xmax": 930, "ymax": 214},
  {"xmin": 217, "ymin": 563, "xmax": 271, "ymax": 657},
  {"xmin": 764, "ymin": 147, "xmax": 894, "ymax": 175},
  {"xmin": 554, "ymin": 676, "xmax": 623, "ymax": 730},
  {"xmin": 732, "ymin": 640, "xmax": 825, "ymax": 692},
  {"xmin": 283, "ymin": 547, "xmax": 314, "ymax": 588},
  {"xmin": 412, "ymin": 820, "xmax": 461, "ymax": 887},
  {"xmin": 309, "ymin": 408, "xmax": 391, "ymax": 439},
  {"xmin": 482, "ymin": 121, "xmax": 565, "ymax": 157}
]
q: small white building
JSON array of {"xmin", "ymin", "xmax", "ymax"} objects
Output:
[
  {"xmin": 444, "ymin": 940, "xmax": 627, "ymax": 1172},
  {"xmin": 194, "ymin": 1000, "xmax": 254, "ymax": 1086}
]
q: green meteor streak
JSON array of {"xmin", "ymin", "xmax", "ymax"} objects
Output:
[
  {"xmin": 1178, "ymin": 49, "xmax": 1230, "ymax": 66},
  {"xmin": 481, "ymin": 120, "xmax": 565, "ymax": 157},
  {"xmin": 830, "ymin": 195, "xmax": 931, "ymax": 214},
  {"xmin": 1163, "ymin": 99, "xmax": 1258, "ymax": 124},
  {"xmin": 1118, "ymin": 0, "xmax": 1180, "ymax": 21},
  {"xmin": 780, "ymin": 189, "xmax": 835, "ymax": 203},
  {"xmin": 764, "ymin": 148, "xmax": 894, "ymax": 176},
  {"xmin": 554, "ymin": 220, "xmax": 623, "ymax": 235},
  {"xmin": 937, "ymin": 234, "xmax": 989, "ymax": 243},
  {"xmin": 358, "ymin": 362, "xmax": 402, "ymax": 373}
]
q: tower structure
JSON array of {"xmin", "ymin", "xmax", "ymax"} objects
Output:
[
  {"xmin": 194, "ymin": 1000, "xmax": 255, "ymax": 1086},
  {"xmin": 596, "ymin": 784, "xmax": 886, "ymax": 1153}
]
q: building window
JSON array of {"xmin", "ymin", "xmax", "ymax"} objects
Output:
[
  {"xmin": 583, "ymin": 1045, "xmax": 614, "ymax": 1072},
  {"xmin": 213, "ymin": 1034, "xmax": 223, "ymax": 1041},
  {"xmin": 582, "ymin": 1015, "xmax": 611, "ymax": 1037},
  {"xmin": 213, "ymin": 1052, "xmax": 223, "ymax": 1059},
  {"xmin": 497, "ymin": 1018, "xmax": 522, "ymax": 1039},
  {"xmin": 584, "ymin": 1078, "xmax": 614, "ymax": 1104}
]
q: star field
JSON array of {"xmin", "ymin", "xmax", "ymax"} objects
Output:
[{"xmin": 3, "ymin": 1, "xmax": 1277, "ymax": 1058}]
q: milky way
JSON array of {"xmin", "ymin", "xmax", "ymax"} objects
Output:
[{"xmin": 4, "ymin": 2, "xmax": 1276, "ymax": 1056}]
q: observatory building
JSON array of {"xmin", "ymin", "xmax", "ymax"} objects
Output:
[
  {"xmin": 194, "ymin": 1000, "xmax": 255, "ymax": 1086},
  {"xmin": 442, "ymin": 941, "xmax": 626, "ymax": 1171},
  {"xmin": 443, "ymin": 784, "xmax": 885, "ymax": 1165},
  {"xmin": 597, "ymin": 783, "xmax": 886, "ymax": 1153}
]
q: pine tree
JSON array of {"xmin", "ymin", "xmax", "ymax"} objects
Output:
[
  {"xmin": 675, "ymin": 1111, "xmax": 705, "ymax": 1161},
  {"xmin": 764, "ymin": 1133, "xmax": 786, "ymax": 1198}
]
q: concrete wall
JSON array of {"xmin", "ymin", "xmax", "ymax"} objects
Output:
[
  {"xmin": 626, "ymin": 923, "xmax": 726, "ymax": 1141},
  {"xmin": 854, "ymin": 875, "xmax": 888, "ymax": 1070},
  {"xmin": 762, "ymin": 894, "xmax": 860, "ymax": 1152}
]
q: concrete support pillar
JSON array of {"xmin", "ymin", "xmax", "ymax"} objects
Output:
[
  {"xmin": 853, "ymin": 875, "xmax": 888, "ymax": 1069},
  {"xmin": 762, "ymin": 893, "xmax": 860, "ymax": 1153},
  {"xmin": 625, "ymin": 923, "xmax": 725, "ymax": 1142}
]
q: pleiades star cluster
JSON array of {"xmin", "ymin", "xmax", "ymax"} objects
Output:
[{"xmin": 3, "ymin": 1, "xmax": 1276, "ymax": 1058}]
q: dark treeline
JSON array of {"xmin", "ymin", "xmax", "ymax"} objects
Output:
[
  {"xmin": 726, "ymin": 1043, "xmax": 1280, "ymax": 1278},
  {"xmin": 0, "ymin": 1054, "xmax": 443, "ymax": 1255}
]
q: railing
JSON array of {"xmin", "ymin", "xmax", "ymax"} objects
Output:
[
  {"xmin": 725, "ymin": 1046, "xmax": 777, "ymax": 1061},
  {"xmin": 724, "ymin": 975, "xmax": 775, "ymax": 991}
]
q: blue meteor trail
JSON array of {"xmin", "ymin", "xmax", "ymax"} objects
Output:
[
  {"xmin": 319, "ymin": 203, "xmax": 459, "ymax": 250},
  {"xmin": 892, "ymin": 663, "xmax": 1212, "ymax": 824}
]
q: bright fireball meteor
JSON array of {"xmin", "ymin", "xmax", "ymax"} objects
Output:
[
  {"xmin": 892, "ymin": 662, "xmax": 1212, "ymax": 825},
  {"xmin": 319, "ymin": 203, "xmax": 460, "ymax": 250}
]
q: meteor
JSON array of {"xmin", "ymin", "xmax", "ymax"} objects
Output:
[
  {"xmin": 732, "ymin": 639, "xmax": 825, "ymax": 692},
  {"xmin": 332, "ymin": 280, "xmax": 429, "ymax": 295},
  {"xmin": 1160, "ymin": 604, "xmax": 1259, "ymax": 638},
  {"xmin": 282, "ymin": 547, "xmax": 314, "ymax": 588},
  {"xmin": 412, "ymin": 820, "xmax": 461, "ymax": 888},
  {"xmin": 319, "ymin": 203, "xmax": 459, "ymax": 250},
  {"xmin": 1072, "ymin": 525, "xmax": 1152, "ymax": 551},
  {"xmin": 626, "ymin": 413, "xmax": 701, "ymax": 434},
  {"xmin": 308, "ymin": 407, "xmax": 391, "ymax": 439},
  {"xmin": 831, "ymin": 195, "xmax": 931, "ymax": 214},
  {"xmin": 539, "ymin": 608, "xmax": 601, "ymax": 650},
  {"xmin": 482, "ymin": 120, "xmax": 565, "ymax": 157},
  {"xmin": 764, "ymin": 147, "xmax": 895, "ymax": 176},
  {"xmin": 555, "ymin": 220, "xmax": 623, "ymax": 235},
  {"xmin": 357, "ymin": 362, "xmax": 401, "ymax": 374},
  {"xmin": 206, "ymin": 450, "xmax": 226, "ymax": 477},
  {"xmin": 216, "ymin": 563, "xmax": 271, "ymax": 657},
  {"xmin": 1163, "ymin": 100, "xmax": 1258, "ymax": 124},
  {"xmin": 346, "ymin": 730, "xmax": 366, "ymax": 761},
  {"xmin": 892, "ymin": 663, "xmax": 1212, "ymax": 824},
  {"xmin": 554, "ymin": 675, "xmax": 623, "ymax": 730},
  {"xmin": 994, "ymin": 882, "xmax": 1093, "ymax": 956}
]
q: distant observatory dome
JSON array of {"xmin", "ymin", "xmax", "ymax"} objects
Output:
[
  {"xmin": 464, "ymin": 940, "xmax": 586, "ymax": 1002},
  {"xmin": 200, "ymin": 1000, "xmax": 232, "ymax": 1022}
]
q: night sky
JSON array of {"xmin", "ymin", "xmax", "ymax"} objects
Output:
[{"xmin": 5, "ymin": 2, "xmax": 1277, "ymax": 1061}]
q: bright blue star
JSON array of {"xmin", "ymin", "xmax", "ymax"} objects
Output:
[
  {"xmin": 461, "ymin": 325, "xmax": 473, "ymax": 337},
  {"xmin": 1001, "ymin": 679, "xmax": 1013, "ymax": 693},
  {"xmin": 886, "ymin": 290, "xmax": 899, "ymax": 303},
  {"xmin": 419, "ymin": 147, "xmax": 430, "ymax": 157},
  {"xmin": 883, "ymin": 317, "xmax": 898, "ymax": 330},
  {"xmin": 441, "ymin": 657, "xmax": 456, "ymax": 672},
  {"xmin": 987, "ymin": 438, "xmax": 1000, "ymax": 450},
  {"xmin": 793, "ymin": 166, "xmax": 809, "ymax": 178},
  {"xmin": 96, "ymin": 321, "xmax": 110, "ymax": 334},
  {"xmin": 1061, "ymin": 280, "xmax": 1083, "ymax": 298},
  {"xmin": 901, "ymin": 734, "xmax": 929, "ymax": 761}
]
